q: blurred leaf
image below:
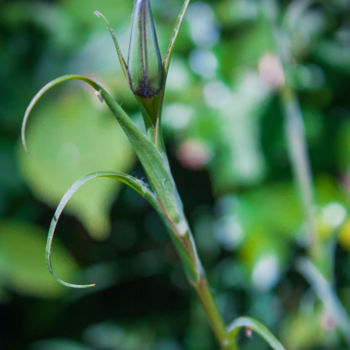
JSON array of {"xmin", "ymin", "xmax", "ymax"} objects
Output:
[
  {"xmin": 336, "ymin": 119, "xmax": 350, "ymax": 171},
  {"xmin": 315, "ymin": 176, "xmax": 347, "ymax": 203},
  {"xmin": 0, "ymin": 220, "xmax": 77, "ymax": 298},
  {"xmin": 83, "ymin": 322, "xmax": 154, "ymax": 350},
  {"xmin": 281, "ymin": 305, "xmax": 333, "ymax": 350},
  {"xmin": 185, "ymin": 300, "xmax": 213, "ymax": 350},
  {"xmin": 236, "ymin": 183, "xmax": 302, "ymax": 275},
  {"xmin": 339, "ymin": 219, "xmax": 350, "ymax": 250},
  {"xmin": 297, "ymin": 258, "xmax": 350, "ymax": 345},
  {"xmin": 216, "ymin": 0, "xmax": 259, "ymax": 25},
  {"xmin": 61, "ymin": 0, "xmax": 131, "ymax": 30},
  {"xmin": 187, "ymin": 73, "xmax": 270, "ymax": 192},
  {"xmin": 237, "ymin": 183, "xmax": 303, "ymax": 238},
  {"xmin": 315, "ymin": 40, "xmax": 350, "ymax": 74},
  {"xmin": 0, "ymin": 141, "xmax": 24, "ymax": 196},
  {"xmin": 217, "ymin": 19, "xmax": 275, "ymax": 77},
  {"xmin": 237, "ymin": 177, "xmax": 348, "ymax": 270},
  {"xmin": 288, "ymin": 8, "xmax": 326, "ymax": 57},
  {"xmin": 18, "ymin": 87, "xmax": 134, "ymax": 239},
  {"xmin": 215, "ymin": 74, "xmax": 269, "ymax": 190},
  {"xmin": 30, "ymin": 339, "xmax": 93, "ymax": 350}
]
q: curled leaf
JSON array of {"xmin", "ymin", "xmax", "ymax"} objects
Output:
[
  {"xmin": 22, "ymin": 75, "xmax": 102, "ymax": 153},
  {"xmin": 46, "ymin": 171, "xmax": 158, "ymax": 288},
  {"xmin": 227, "ymin": 317, "xmax": 286, "ymax": 350}
]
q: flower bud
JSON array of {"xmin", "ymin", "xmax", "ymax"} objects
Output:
[{"xmin": 128, "ymin": 0, "xmax": 163, "ymax": 98}]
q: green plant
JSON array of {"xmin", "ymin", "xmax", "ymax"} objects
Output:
[{"xmin": 21, "ymin": 1, "xmax": 286, "ymax": 349}]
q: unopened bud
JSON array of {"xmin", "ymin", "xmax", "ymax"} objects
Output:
[{"xmin": 128, "ymin": 0, "xmax": 163, "ymax": 98}]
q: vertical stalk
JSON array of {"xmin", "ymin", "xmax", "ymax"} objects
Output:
[
  {"xmin": 279, "ymin": 84, "xmax": 319, "ymax": 258},
  {"xmin": 269, "ymin": 11, "xmax": 319, "ymax": 258},
  {"xmin": 161, "ymin": 215, "xmax": 232, "ymax": 348},
  {"xmin": 194, "ymin": 276, "xmax": 236, "ymax": 349},
  {"xmin": 263, "ymin": 0, "xmax": 319, "ymax": 258},
  {"xmin": 154, "ymin": 167, "xmax": 234, "ymax": 349}
]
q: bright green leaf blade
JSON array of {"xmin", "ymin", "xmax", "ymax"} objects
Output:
[
  {"xmin": 164, "ymin": 0, "xmax": 191, "ymax": 72},
  {"xmin": 19, "ymin": 87, "xmax": 134, "ymax": 238},
  {"xmin": 0, "ymin": 220, "xmax": 77, "ymax": 298},
  {"xmin": 94, "ymin": 10, "xmax": 130, "ymax": 83},
  {"xmin": 227, "ymin": 317, "xmax": 286, "ymax": 350},
  {"xmin": 98, "ymin": 83, "xmax": 185, "ymax": 222},
  {"xmin": 46, "ymin": 171, "xmax": 158, "ymax": 288}
]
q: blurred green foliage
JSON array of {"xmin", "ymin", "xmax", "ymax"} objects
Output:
[
  {"xmin": 0, "ymin": 220, "xmax": 77, "ymax": 298},
  {"xmin": 1, "ymin": 0, "xmax": 350, "ymax": 349}
]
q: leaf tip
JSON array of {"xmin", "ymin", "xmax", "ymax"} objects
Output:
[
  {"xmin": 80, "ymin": 282, "xmax": 96, "ymax": 289},
  {"xmin": 21, "ymin": 138, "xmax": 30, "ymax": 154},
  {"xmin": 21, "ymin": 119, "xmax": 31, "ymax": 155},
  {"xmin": 57, "ymin": 277, "xmax": 97, "ymax": 289}
]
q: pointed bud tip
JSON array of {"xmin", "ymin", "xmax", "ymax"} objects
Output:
[
  {"xmin": 128, "ymin": 0, "xmax": 163, "ymax": 98},
  {"xmin": 135, "ymin": 0, "xmax": 148, "ymax": 6},
  {"xmin": 94, "ymin": 10, "xmax": 101, "ymax": 18}
]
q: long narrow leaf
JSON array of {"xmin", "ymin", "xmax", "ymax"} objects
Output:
[
  {"xmin": 94, "ymin": 11, "xmax": 130, "ymax": 83},
  {"xmin": 100, "ymin": 88, "xmax": 181, "ymax": 217},
  {"xmin": 22, "ymin": 74, "xmax": 179, "ymax": 218},
  {"xmin": 227, "ymin": 317, "xmax": 286, "ymax": 350},
  {"xmin": 164, "ymin": 0, "xmax": 191, "ymax": 72},
  {"xmin": 47, "ymin": 171, "xmax": 158, "ymax": 288}
]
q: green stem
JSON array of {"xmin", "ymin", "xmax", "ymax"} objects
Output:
[
  {"xmin": 194, "ymin": 276, "xmax": 236, "ymax": 349},
  {"xmin": 279, "ymin": 83, "xmax": 319, "ymax": 259},
  {"xmin": 152, "ymin": 168, "xmax": 234, "ymax": 348},
  {"xmin": 265, "ymin": 0, "xmax": 319, "ymax": 259}
]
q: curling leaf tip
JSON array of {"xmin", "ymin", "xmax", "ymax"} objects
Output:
[
  {"xmin": 227, "ymin": 316, "xmax": 286, "ymax": 350},
  {"xmin": 21, "ymin": 75, "xmax": 103, "ymax": 155},
  {"xmin": 46, "ymin": 171, "xmax": 159, "ymax": 289}
]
